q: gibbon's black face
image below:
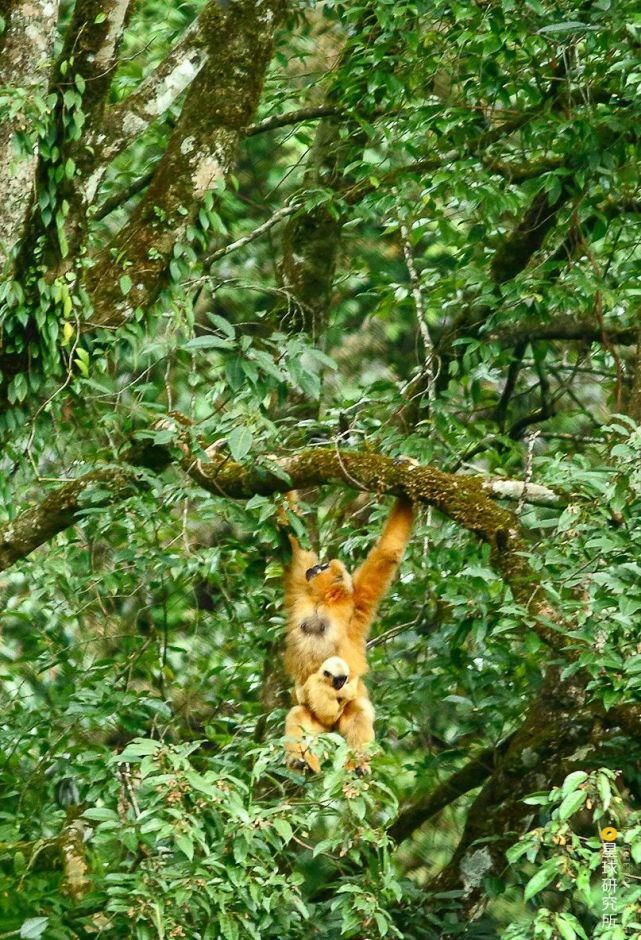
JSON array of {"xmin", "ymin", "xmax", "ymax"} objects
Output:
[
  {"xmin": 306, "ymin": 559, "xmax": 354, "ymax": 600},
  {"xmin": 305, "ymin": 562, "xmax": 330, "ymax": 581}
]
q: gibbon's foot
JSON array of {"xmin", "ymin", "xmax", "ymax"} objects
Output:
[
  {"xmin": 285, "ymin": 705, "xmax": 324, "ymax": 773},
  {"xmin": 288, "ymin": 759, "xmax": 309, "ymax": 772},
  {"xmin": 285, "ymin": 746, "xmax": 321, "ymax": 774},
  {"xmin": 288, "ymin": 753, "xmax": 320, "ymax": 774},
  {"xmin": 345, "ymin": 756, "xmax": 371, "ymax": 776}
]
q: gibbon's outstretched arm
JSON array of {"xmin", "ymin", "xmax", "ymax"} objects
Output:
[
  {"xmin": 284, "ymin": 532, "xmax": 318, "ymax": 609},
  {"xmin": 278, "ymin": 492, "xmax": 318, "ymax": 609},
  {"xmin": 351, "ymin": 497, "xmax": 414, "ymax": 638}
]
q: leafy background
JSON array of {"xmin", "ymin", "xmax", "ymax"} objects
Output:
[{"xmin": 1, "ymin": 0, "xmax": 641, "ymax": 937}]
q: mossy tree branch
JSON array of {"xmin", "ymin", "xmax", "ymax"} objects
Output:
[
  {"xmin": 0, "ymin": 467, "xmax": 143, "ymax": 572},
  {"xmin": 0, "ymin": 438, "xmax": 565, "ymax": 649},
  {"xmin": 389, "ymin": 737, "xmax": 514, "ymax": 844}
]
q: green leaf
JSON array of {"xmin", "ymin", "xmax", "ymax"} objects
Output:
[
  {"xmin": 556, "ymin": 913, "xmax": 589, "ymax": 940},
  {"xmin": 374, "ymin": 913, "xmax": 389, "ymax": 936},
  {"xmin": 57, "ymin": 224, "xmax": 69, "ymax": 258},
  {"xmin": 233, "ymin": 838, "xmax": 247, "ymax": 864},
  {"xmin": 555, "ymin": 915, "xmax": 577, "ymax": 940},
  {"xmin": 207, "ymin": 313, "xmax": 236, "ymax": 338},
  {"xmin": 522, "ymin": 793, "xmax": 550, "ymax": 805},
  {"xmin": 227, "ymin": 426, "xmax": 253, "ymax": 462},
  {"xmin": 597, "ymin": 772, "xmax": 612, "ymax": 810},
  {"xmin": 537, "ymin": 20, "xmax": 590, "ymax": 33},
  {"xmin": 273, "ymin": 818, "xmax": 293, "ymax": 843},
  {"xmin": 249, "ymin": 349, "xmax": 284, "ymax": 382},
  {"xmin": 523, "ymin": 861, "xmax": 558, "ymax": 902},
  {"xmin": 20, "ymin": 919, "xmax": 49, "ymax": 939},
  {"xmin": 115, "ymin": 738, "xmax": 161, "ymax": 762},
  {"xmin": 74, "ymin": 347, "xmax": 90, "ymax": 376},
  {"xmin": 506, "ymin": 841, "xmax": 532, "ymax": 864},
  {"xmin": 561, "ymin": 771, "xmax": 588, "ymax": 797},
  {"xmin": 558, "ymin": 789, "xmax": 587, "ymax": 821},
  {"xmin": 184, "ymin": 334, "xmax": 234, "ymax": 352},
  {"xmin": 176, "ymin": 833, "xmax": 194, "ymax": 860},
  {"xmin": 576, "ymin": 867, "xmax": 592, "ymax": 904},
  {"xmin": 83, "ymin": 806, "xmax": 120, "ymax": 821}
]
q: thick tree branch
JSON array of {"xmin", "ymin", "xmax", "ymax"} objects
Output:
[
  {"xmin": 85, "ymin": 0, "xmax": 287, "ymax": 330},
  {"xmin": 0, "ymin": 467, "xmax": 141, "ymax": 572},
  {"xmin": 1, "ymin": 441, "xmax": 565, "ymax": 650},
  {"xmin": 390, "ymin": 738, "xmax": 513, "ymax": 844},
  {"xmin": 489, "ymin": 318, "xmax": 638, "ymax": 347},
  {"xmin": 0, "ymin": 0, "xmax": 59, "ymax": 268},
  {"xmin": 50, "ymin": 8, "xmax": 212, "ymax": 240},
  {"xmin": 97, "ymin": 12, "xmax": 207, "ymax": 169}
]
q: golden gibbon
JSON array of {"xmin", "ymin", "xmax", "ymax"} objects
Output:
[{"xmin": 283, "ymin": 496, "xmax": 414, "ymax": 772}]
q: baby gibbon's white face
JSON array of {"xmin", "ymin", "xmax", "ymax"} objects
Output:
[{"xmin": 320, "ymin": 656, "xmax": 350, "ymax": 690}]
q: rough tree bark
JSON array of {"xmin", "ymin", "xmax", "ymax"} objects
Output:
[
  {"xmin": 275, "ymin": 9, "xmax": 379, "ymax": 338},
  {"xmin": 0, "ymin": 0, "xmax": 288, "ymax": 411},
  {"xmin": 86, "ymin": 0, "xmax": 287, "ymax": 329},
  {"xmin": 0, "ymin": 0, "xmax": 60, "ymax": 269}
]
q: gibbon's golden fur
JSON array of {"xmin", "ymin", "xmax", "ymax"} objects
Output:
[
  {"xmin": 296, "ymin": 656, "xmax": 358, "ymax": 728},
  {"xmin": 283, "ymin": 496, "xmax": 414, "ymax": 772}
]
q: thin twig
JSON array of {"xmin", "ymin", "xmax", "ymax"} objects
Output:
[
  {"xmin": 203, "ymin": 203, "xmax": 298, "ymax": 268},
  {"xmin": 517, "ymin": 431, "xmax": 540, "ymax": 515},
  {"xmin": 398, "ymin": 212, "xmax": 438, "ymax": 407},
  {"xmin": 246, "ymin": 105, "xmax": 343, "ymax": 137}
]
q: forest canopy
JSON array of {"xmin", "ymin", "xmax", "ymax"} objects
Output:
[{"xmin": 1, "ymin": 0, "xmax": 641, "ymax": 937}]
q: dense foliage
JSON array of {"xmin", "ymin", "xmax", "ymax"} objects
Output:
[{"xmin": 1, "ymin": 0, "xmax": 641, "ymax": 936}]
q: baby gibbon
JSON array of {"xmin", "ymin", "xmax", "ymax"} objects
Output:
[
  {"xmin": 283, "ymin": 496, "xmax": 414, "ymax": 772},
  {"xmin": 296, "ymin": 656, "xmax": 357, "ymax": 728}
]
